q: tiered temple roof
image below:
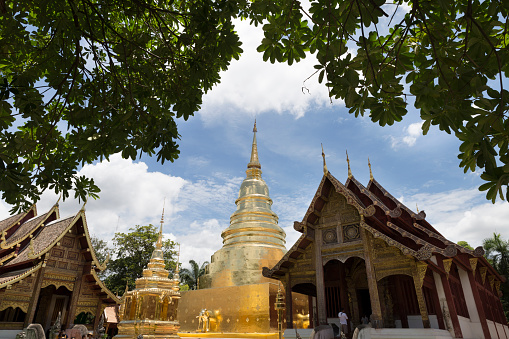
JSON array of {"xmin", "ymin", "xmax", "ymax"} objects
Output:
[
  {"xmin": 0, "ymin": 203, "xmax": 118, "ymax": 304},
  {"xmin": 263, "ymin": 168, "xmax": 502, "ymax": 284}
]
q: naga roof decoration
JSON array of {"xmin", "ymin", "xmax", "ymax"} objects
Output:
[{"xmin": 263, "ymin": 169, "xmax": 498, "ymax": 280}]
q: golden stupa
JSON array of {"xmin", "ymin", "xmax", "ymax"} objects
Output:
[
  {"xmin": 115, "ymin": 213, "xmax": 180, "ymax": 339},
  {"xmin": 178, "ymin": 122, "xmax": 308, "ymax": 338}
]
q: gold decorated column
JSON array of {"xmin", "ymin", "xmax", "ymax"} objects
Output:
[
  {"xmin": 413, "ymin": 262, "xmax": 430, "ymax": 328},
  {"xmin": 361, "ymin": 228, "xmax": 382, "ymax": 328}
]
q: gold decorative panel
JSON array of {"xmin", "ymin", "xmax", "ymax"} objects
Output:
[
  {"xmin": 62, "ymin": 236, "xmax": 74, "ymax": 248},
  {"xmin": 67, "ymin": 251, "xmax": 79, "ymax": 260},
  {"xmin": 51, "ymin": 248, "xmax": 64, "ymax": 258},
  {"xmin": 178, "ymin": 282, "xmax": 308, "ymax": 333}
]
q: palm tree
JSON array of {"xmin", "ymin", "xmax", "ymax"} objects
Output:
[
  {"xmin": 180, "ymin": 260, "xmax": 209, "ymax": 290},
  {"xmin": 483, "ymin": 233, "xmax": 509, "ymax": 275},
  {"xmin": 483, "ymin": 233, "xmax": 509, "ymax": 320}
]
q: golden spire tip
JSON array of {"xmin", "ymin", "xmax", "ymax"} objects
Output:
[
  {"xmin": 247, "ymin": 120, "xmax": 261, "ymax": 170},
  {"xmin": 346, "ymin": 150, "xmax": 352, "ymax": 178},
  {"xmin": 321, "ymin": 144, "xmax": 328, "ymax": 175},
  {"xmin": 416, "ymin": 203, "xmax": 420, "ymax": 213}
]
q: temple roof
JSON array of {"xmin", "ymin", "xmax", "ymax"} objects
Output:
[
  {"xmin": 0, "ymin": 205, "xmax": 119, "ymax": 304},
  {"xmin": 0, "ymin": 205, "xmax": 37, "ymax": 236},
  {"xmin": 264, "ymin": 169, "xmax": 502, "ymax": 281}
]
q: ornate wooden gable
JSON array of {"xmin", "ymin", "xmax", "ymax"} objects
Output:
[{"xmin": 0, "ymin": 206, "xmax": 119, "ymax": 318}]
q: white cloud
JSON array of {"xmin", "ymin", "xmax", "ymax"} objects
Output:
[
  {"xmin": 391, "ymin": 121, "xmax": 424, "ymax": 148},
  {"xmin": 401, "ymin": 188, "xmax": 509, "ymax": 248},
  {"xmin": 0, "ymin": 155, "xmax": 234, "ymax": 267},
  {"xmin": 200, "ymin": 20, "xmax": 332, "ymax": 122}
]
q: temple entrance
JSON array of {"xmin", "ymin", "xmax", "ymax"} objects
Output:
[
  {"xmin": 323, "ymin": 257, "xmax": 371, "ymax": 328},
  {"xmin": 356, "ymin": 289, "xmax": 371, "ymax": 323},
  {"xmin": 33, "ymin": 285, "xmax": 72, "ymax": 331}
]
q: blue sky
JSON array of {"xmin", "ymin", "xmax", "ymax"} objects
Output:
[{"xmin": 1, "ymin": 20, "xmax": 508, "ymax": 270}]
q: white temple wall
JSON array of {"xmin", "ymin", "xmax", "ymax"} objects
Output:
[
  {"xmin": 486, "ymin": 320, "xmax": 509, "ymax": 339},
  {"xmin": 495, "ymin": 322, "xmax": 509, "ymax": 339},
  {"xmin": 431, "ymin": 256, "xmax": 455, "ymax": 338},
  {"xmin": 458, "ymin": 315, "xmax": 476, "ymax": 339},
  {"xmin": 407, "ymin": 315, "xmax": 424, "ymax": 328},
  {"xmin": 457, "ymin": 268, "xmax": 478, "ymax": 319}
]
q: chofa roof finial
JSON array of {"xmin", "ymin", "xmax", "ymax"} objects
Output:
[
  {"xmin": 321, "ymin": 144, "xmax": 328, "ymax": 175},
  {"xmin": 346, "ymin": 150, "xmax": 352, "ymax": 179},
  {"xmin": 368, "ymin": 157, "xmax": 373, "ymax": 181}
]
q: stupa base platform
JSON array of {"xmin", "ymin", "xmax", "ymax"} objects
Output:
[
  {"xmin": 178, "ymin": 282, "xmax": 309, "ymax": 334},
  {"xmin": 114, "ymin": 320, "xmax": 180, "ymax": 339},
  {"xmin": 177, "ymin": 332, "xmax": 278, "ymax": 339}
]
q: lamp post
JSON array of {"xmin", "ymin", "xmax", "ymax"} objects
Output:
[{"xmin": 275, "ymin": 286, "xmax": 286, "ymax": 339}]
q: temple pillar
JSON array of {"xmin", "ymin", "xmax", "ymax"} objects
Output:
[
  {"xmin": 314, "ymin": 229, "xmax": 327, "ymax": 325},
  {"xmin": 462, "ymin": 259, "xmax": 490, "ymax": 339},
  {"xmin": 66, "ymin": 265, "xmax": 84, "ymax": 328},
  {"xmin": 437, "ymin": 257, "xmax": 463, "ymax": 338},
  {"xmin": 361, "ymin": 229, "xmax": 382, "ymax": 328},
  {"xmin": 346, "ymin": 278, "xmax": 359, "ymax": 325},
  {"xmin": 308, "ymin": 296, "xmax": 314, "ymax": 328},
  {"xmin": 93, "ymin": 302, "xmax": 103, "ymax": 336},
  {"xmin": 24, "ymin": 264, "xmax": 46, "ymax": 327},
  {"xmin": 285, "ymin": 273, "xmax": 293, "ymax": 329},
  {"xmin": 413, "ymin": 262, "xmax": 430, "ymax": 328}
]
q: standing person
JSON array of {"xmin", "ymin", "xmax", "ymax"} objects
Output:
[{"xmin": 338, "ymin": 308, "xmax": 349, "ymax": 335}]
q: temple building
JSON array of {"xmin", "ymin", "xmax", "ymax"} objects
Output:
[
  {"xmin": 115, "ymin": 213, "xmax": 181, "ymax": 339},
  {"xmin": 178, "ymin": 123, "xmax": 309, "ymax": 337},
  {"xmin": 262, "ymin": 154, "xmax": 509, "ymax": 339},
  {"xmin": 0, "ymin": 203, "xmax": 119, "ymax": 338}
]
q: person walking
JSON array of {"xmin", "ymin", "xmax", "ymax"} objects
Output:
[{"xmin": 338, "ymin": 308, "xmax": 348, "ymax": 335}]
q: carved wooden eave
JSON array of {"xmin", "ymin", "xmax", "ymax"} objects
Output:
[
  {"xmin": 77, "ymin": 212, "xmax": 109, "ymax": 272},
  {"xmin": 360, "ymin": 221, "xmax": 421, "ymax": 258},
  {"xmin": 262, "ymin": 232, "xmax": 311, "ymax": 279},
  {"xmin": 300, "ymin": 175, "xmax": 329, "ymax": 226},
  {"xmin": 0, "ymin": 261, "xmax": 44, "ymax": 289},
  {"xmin": 0, "ymin": 203, "xmax": 59, "ymax": 250},
  {"xmin": 477, "ymin": 257, "xmax": 506, "ymax": 283},
  {"xmin": 367, "ymin": 178, "xmax": 427, "ymax": 221},
  {"xmin": 385, "ymin": 221, "xmax": 458, "ymax": 258},
  {"xmin": 87, "ymin": 268, "xmax": 120, "ymax": 304},
  {"xmin": 347, "ymin": 176, "xmax": 394, "ymax": 216}
]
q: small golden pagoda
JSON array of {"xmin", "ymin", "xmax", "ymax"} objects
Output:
[
  {"xmin": 178, "ymin": 122, "xmax": 309, "ymax": 338},
  {"xmin": 115, "ymin": 213, "xmax": 180, "ymax": 339}
]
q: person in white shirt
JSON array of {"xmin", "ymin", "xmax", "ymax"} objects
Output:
[{"xmin": 338, "ymin": 308, "xmax": 348, "ymax": 334}]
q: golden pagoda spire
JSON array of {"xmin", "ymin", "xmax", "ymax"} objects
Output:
[
  {"xmin": 156, "ymin": 200, "xmax": 165, "ymax": 249},
  {"xmin": 346, "ymin": 150, "xmax": 352, "ymax": 178},
  {"xmin": 368, "ymin": 157, "xmax": 373, "ymax": 181},
  {"xmin": 247, "ymin": 120, "xmax": 261, "ymax": 170},
  {"xmin": 321, "ymin": 144, "xmax": 328, "ymax": 175}
]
